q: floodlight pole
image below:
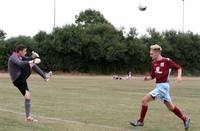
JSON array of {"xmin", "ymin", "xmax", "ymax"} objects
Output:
[{"xmin": 182, "ymin": 0, "xmax": 185, "ymax": 33}]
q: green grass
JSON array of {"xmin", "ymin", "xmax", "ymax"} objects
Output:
[{"xmin": 0, "ymin": 74, "xmax": 199, "ymax": 131}]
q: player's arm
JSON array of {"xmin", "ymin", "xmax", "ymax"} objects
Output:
[
  {"xmin": 144, "ymin": 63, "xmax": 155, "ymax": 81},
  {"xmin": 168, "ymin": 59, "xmax": 182, "ymax": 82},
  {"xmin": 144, "ymin": 75, "xmax": 153, "ymax": 81},
  {"xmin": 11, "ymin": 56, "xmax": 32, "ymax": 68},
  {"xmin": 176, "ymin": 67, "xmax": 182, "ymax": 82},
  {"xmin": 22, "ymin": 56, "xmax": 34, "ymax": 61}
]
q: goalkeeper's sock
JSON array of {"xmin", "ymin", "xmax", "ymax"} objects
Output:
[
  {"xmin": 138, "ymin": 104, "xmax": 148, "ymax": 123},
  {"xmin": 25, "ymin": 99, "xmax": 31, "ymax": 118},
  {"xmin": 172, "ymin": 106, "xmax": 186, "ymax": 122},
  {"xmin": 32, "ymin": 65, "xmax": 46, "ymax": 79}
]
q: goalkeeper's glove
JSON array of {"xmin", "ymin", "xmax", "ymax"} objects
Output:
[
  {"xmin": 34, "ymin": 58, "xmax": 41, "ymax": 64},
  {"xmin": 28, "ymin": 58, "xmax": 41, "ymax": 67},
  {"xmin": 31, "ymin": 51, "xmax": 39, "ymax": 58}
]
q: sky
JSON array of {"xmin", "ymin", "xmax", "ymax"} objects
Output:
[{"xmin": 0, "ymin": 0, "xmax": 199, "ymax": 38}]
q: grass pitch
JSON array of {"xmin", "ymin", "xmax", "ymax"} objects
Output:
[{"xmin": 0, "ymin": 74, "xmax": 199, "ymax": 131}]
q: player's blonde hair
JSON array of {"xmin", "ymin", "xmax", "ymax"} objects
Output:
[{"xmin": 150, "ymin": 44, "xmax": 162, "ymax": 52}]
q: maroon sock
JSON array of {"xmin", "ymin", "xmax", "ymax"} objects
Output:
[
  {"xmin": 172, "ymin": 106, "xmax": 186, "ymax": 122},
  {"xmin": 138, "ymin": 105, "xmax": 148, "ymax": 123}
]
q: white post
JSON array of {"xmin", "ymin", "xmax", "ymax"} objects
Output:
[
  {"xmin": 54, "ymin": 0, "xmax": 56, "ymax": 29},
  {"xmin": 182, "ymin": 0, "xmax": 184, "ymax": 33}
]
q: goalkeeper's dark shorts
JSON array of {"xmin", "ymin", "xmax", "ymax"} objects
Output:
[{"xmin": 13, "ymin": 66, "xmax": 31, "ymax": 96}]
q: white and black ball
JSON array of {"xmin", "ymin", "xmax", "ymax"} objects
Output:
[{"xmin": 138, "ymin": 3, "xmax": 147, "ymax": 11}]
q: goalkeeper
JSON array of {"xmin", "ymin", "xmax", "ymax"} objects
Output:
[{"xmin": 8, "ymin": 44, "xmax": 52, "ymax": 122}]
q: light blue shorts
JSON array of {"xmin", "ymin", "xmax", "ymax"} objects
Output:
[{"xmin": 149, "ymin": 83, "xmax": 171, "ymax": 102}]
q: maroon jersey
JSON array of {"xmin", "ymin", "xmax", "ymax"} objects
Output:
[{"xmin": 150, "ymin": 57, "xmax": 181, "ymax": 83}]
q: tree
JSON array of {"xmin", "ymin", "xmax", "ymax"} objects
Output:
[
  {"xmin": 33, "ymin": 31, "xmax": 55, "ymax": 71},
  {"xmin": 82, "ymin": 23, "xmax": 126, "ymax": 73},
  {"xmin": 75, "ymin": 9, "xmax": 111, "ymax": 26},
  {"xmin": 0, "ymin": 29, "xmax": 6, "ymax": 41},
  {"xmin": 127, "ymin": 27, "xmax": 138, "ymax": 38}
]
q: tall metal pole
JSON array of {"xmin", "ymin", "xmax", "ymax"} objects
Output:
[
  {"xmin": 54, "ymin": 0, "xmax": 56, "ymax": 29},
  {"xmin": 182, "ymin": 0, "xmax": 184, "ymax": 33}
]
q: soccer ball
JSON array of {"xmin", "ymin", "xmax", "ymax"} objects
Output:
[{"xmin": 138, "ymin": 3, "xmax": 147, "ymax": 11}]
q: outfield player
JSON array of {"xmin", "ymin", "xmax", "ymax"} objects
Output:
[
  {"xmin": 8, "ymin": 45, "xmax": 52, "ymax": 122},
  {"xmin": 129, "ymin": 44, "xmax": 190, "ymax": 130}
]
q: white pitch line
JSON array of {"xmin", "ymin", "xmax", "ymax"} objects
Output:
[{"xmin": 0, "ymin": 108, "xmax": 139, "ymax": 131}]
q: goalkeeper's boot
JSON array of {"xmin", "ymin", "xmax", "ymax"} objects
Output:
[
  {"xmin": 25, "ymin": 116, "xmax": 38, "ymax": 122},
  {"xmin": 45, "ymin": 71, "xmax": 53, "ymax": 82}
]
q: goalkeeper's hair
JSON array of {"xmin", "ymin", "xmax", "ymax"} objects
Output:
[{"xmin": 16, "ymin": 44, "xmax": 26, "ymax": 53}]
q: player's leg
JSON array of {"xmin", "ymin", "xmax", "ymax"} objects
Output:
[
  {"xmin": 139, "ymin": 94, "xmax": 154, "ymax": 122},
  {"xmin": 32, "ymin": 65, "xmax": 46, "ymax": 79},
  {"xmin": 23, "ymin": 82, "xmax": 38, "ymax": 122},
  {"xmin": 13, "ymin": 79, "xmax": 34, "ymax": 121},
  {"xmin": 129, "ymin": 94, "xmax": 154, "ymax": 126},
  {"xmin": 23, "ymin": 64, "xmax": 32, "ymax": 79},
  {"xmin": 13, "ymin": 78, "xmax": 27, "ymax": 96},
  {"xmin": 32, "ymin": 65, "xmax": 52, "ymax": 81},
  {"xmin": 164, "ymin": 101, "xmax": 190, "ymax": 130},
  {"xmin": 164, "ymin": 101, "xmax": 183, "ymax": 116},
  {"xmin": 18, "ymin": 66, "xmax": 32, "ymax": 119},
  {"xmin": 159, "ymin": 83, "xmax": 190, "ymax": 130},
  {"xmin": 13, "ymin": 71, "xmax": 38, "ymax": 122},
  {"xmin": 24, "ymin": 89, "xmax": 31, "ymax": 120}
]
